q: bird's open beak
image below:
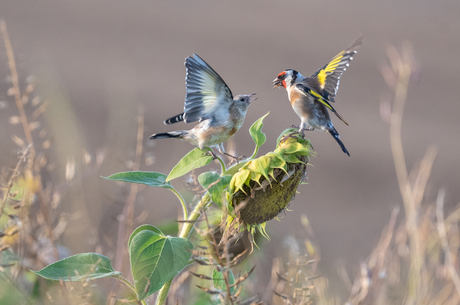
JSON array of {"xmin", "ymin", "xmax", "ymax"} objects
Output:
[
  {"xmin": 249, "ymin": 93, "xmax": 257, "ymax": 104},
  {"xmin": 272, "ymin": 78, "xmax": 282, "ymax": 89}
]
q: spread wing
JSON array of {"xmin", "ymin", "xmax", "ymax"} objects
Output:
[
  {"xmin": 183, "ymin": 54, "xmax": 233, "ymax": 123},
  {"xmin": 295, "ymin": 83, "xmax": 349, "ymax": 126},
  {"xmin": 311, "ymin": 35, "xmax": 363, "ymax": 102}
]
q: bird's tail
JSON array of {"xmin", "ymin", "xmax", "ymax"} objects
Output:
[
  {"xmin": 149, "ymin": 130, "xmax": 186, "ymax": 140},
  {"xmin": 164, "ymin": 113, "xmax": 184, "ymax": 125},
  {"xmin": 328, "ymin": 127, "xmax": 350, "ymax": 156},
  {"xmin": 331, "ymin": 108, "xmax": 349, "ymax": 126}
]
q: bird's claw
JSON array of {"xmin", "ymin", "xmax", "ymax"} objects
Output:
[
  {"xmin": 290, "ymin": 125, "xmax": 300, "ymax": 129},
  {"xmin": 280, "ymin": 131, "xmax": 303, "ymax": 144},
  {"xmin": 202, "ymin": 151, "xmax": 218, "ymax": 160},
  {"xmin": 227, "ymin": 154, "xmax": 246, "ymax": 167}
]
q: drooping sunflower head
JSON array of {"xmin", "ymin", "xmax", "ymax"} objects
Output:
[{"xmin": 229, "ymin": 128, "xmax": 314, "ymax": 227}]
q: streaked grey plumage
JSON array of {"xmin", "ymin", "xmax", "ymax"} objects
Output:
[{"xmin": 150, "ymin": 54, "xmax": 256, "ymax": 160}]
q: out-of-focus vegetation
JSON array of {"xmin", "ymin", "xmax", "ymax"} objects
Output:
[{"xmin": 1, "ymin": 20, "xmax": 460, "ymax": 305}]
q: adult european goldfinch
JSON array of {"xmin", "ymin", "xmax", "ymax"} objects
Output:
[
  {"xmin": 150, "ymin": 54, "xmax": 256, "ymax": 160},
  {"xmin": 272, "ymin": 36, "xmax": 363, "ymax": 156}
]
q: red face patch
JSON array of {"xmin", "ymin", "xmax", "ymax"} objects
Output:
[{"xmin": 278, "ymin": 71, "xmax": 287, "ymax": 88}]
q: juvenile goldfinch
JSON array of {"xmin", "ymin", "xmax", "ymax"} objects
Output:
[
  {"xmin": 150, "ymin": 54, "xmax": 256, "ymax": 161},
  {"xmin": 272, "ymin": 36, "xmax": 363, "ymax": 156}
]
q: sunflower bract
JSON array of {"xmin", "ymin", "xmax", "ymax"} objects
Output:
[{"xmin": 229, "ymin": 129, "xmax": 314, "ymax": 225}]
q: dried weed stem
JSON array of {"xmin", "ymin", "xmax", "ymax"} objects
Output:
[
  {"xmin": 0, "ymin": 144, "xmax": 31, "ymax": 218},
  {"xmin": 114, "ymin": 107, "xmax": 144, "ymax": 273},
  {"xmin": 1, "ymin": 20, "xmax": 58, "ymax": 260},
  {"xmin": 436, "ymin": 190, "xmax": 460, "ymax": 298},
  {"xmin": 388, "ymin": 44, "xmax": 426, "ymax": 304}
]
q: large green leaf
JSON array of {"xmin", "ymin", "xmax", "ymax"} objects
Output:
[
  {"xmin": 213, "ymin": 267, "xmax": 235, "ymax": 294},
  {"xmin": 198, "ymin": 172, "xmax": 232, "ymax": 208},
  {"xmin": 129, "ymin": 225, "xmax": 193, "ymax": 300},
  {"xmin": 104, "ymin": 171, "xmax": 172, "ymax": 189},
  {"xmin": 128, "ymin": 225, "xmax": 163, "ymax": 249},
  {"xmin": 249, "ymin": 112, "xmax": 270, "ymax": 158},
  {"xmin": 166, "ymin": 148, "xmax": 214, "ymax": 182},
  {"xmin": 32, "ymin": 253, "xmax": 120, "ymax": 281}
]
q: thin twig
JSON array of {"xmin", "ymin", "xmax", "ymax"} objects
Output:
[
  {"xmin": 372, "ymin": 207, "xmax": 399, "ymax": 271},
  {"xmin": 412, "ymin": 145, "xmax": 438, "ymax": 207},
  {"xmin": 1, "ymin": 21, "xmax": 35, "ymax": 153},
  {"xmin": 114, "ymin": 108, "xmax": 144, "ymax": 273},
  {"xmin": 436, "ymin": 189, "xmax": 460, "ymax": 298},
  {"xmin": 0, "ymin": 144, "xmax": 31, "ymax": 218},
  {"xmin": 387, "ymin": 44, "xmax": 425, "ymax": 304},
  {"xmin": 1, "ymin": 20, "xmax": 58, "ymax": 260}
]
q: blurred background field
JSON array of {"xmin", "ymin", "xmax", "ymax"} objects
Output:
[{"xmin": 1, "ymin": 1, "xmax": 460, "ymax": 304}]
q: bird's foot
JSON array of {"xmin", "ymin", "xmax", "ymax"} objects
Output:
[
  {"xmin": 290, "ymin": 125, "xmax": 300, "ymax": 129},
  {"xmin": 280, "ymin": 131, "xmax": 303, "ymax": 144},
  {"xmin": 202, "ymin": 150, "xmax": 218, "ymax": 160},
  {"xmin": 226, "ymin": 154, "xmax": 246, "ymax": 167},
  {"xmin": 222, "ymin": 152, "xmax": 246, "ymax": 166}
]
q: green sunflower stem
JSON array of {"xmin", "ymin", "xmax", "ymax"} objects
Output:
[
  {"xmin": 216, "ymin": 155, "xmax": 226, "ymax": 175},
  {"xmin": 155, "ymin": 192, "xmax": 211, "ymax": 305},
  {"xmin": 204, "ymin": 147, "xmax": 226, "ymax": 174},
  {"xmin": 250, "ymin": 145, "xmax": 259, "ymax": 160}
]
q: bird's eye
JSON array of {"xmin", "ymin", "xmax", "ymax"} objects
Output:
[{"xmin": 239, "ymin": 98, "xmax": 245, "ymax": 102}]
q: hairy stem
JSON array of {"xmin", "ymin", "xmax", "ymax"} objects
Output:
[{"xmin": 155, "ymin": 193, "xmax": 211, "ymax": 305}]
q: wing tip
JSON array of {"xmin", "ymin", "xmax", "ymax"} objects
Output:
[{"xmin": 347, "ymin": 35, "xmax": 364, "ymax": 53}]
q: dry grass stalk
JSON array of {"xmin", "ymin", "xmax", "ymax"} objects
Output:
[
  {"xmin": 345, "ymin": 43, "xmax": 460, "ymax": 305},
  {"xmin": 1, "ymin": 20, "xmax": 59, "ymax": 261},
  {"xmin": 0, "ymin": 144, "xmax": 31, "ymax": 219},
  {"xmin": 436, "ymin": 189, "xmax": 460, "ymax": 298},
  {"xmin": 114, "ymin": 107, "xmax": 145, "ymax": 274}
]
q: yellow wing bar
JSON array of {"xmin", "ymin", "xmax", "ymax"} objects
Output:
[
  {"xmin": 311, "ymin": 36, "xmax": 363, "ymax": 102},
  {"xmin": 316, "ymin": 51, "xmax": 347, "ymax": 89},
  {"xmin": 295, "ymin": 83, "xmax": 349, "ymax": 126}
]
